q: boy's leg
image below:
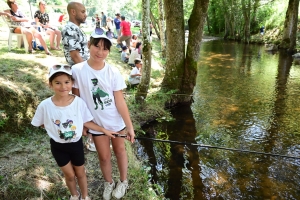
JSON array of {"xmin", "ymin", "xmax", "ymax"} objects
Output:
[
  {"xmin": 73, "ymin": 165, "xmax": 88, "ymax": 198},
  {"xmin": 60, "ymin": 162, "xmax": 79, "ymax": 197}
]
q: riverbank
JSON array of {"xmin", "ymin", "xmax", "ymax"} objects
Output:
[{"xmin": 0, "ymin": 30, "xmax": 167, "ymax": 199}]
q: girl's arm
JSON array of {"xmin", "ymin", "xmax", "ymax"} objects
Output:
[
  {"xmin": 114, "ymin": 90, "xmax": 135, "ymax": 143},
  {"xmin": 84, "ymin": 121, "xmax": 116, "ymax": 138}
]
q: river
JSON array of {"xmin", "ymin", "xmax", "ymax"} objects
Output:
[{"xmin": 137, "ymin": 40, "xmax": 300, "ymax": 200}]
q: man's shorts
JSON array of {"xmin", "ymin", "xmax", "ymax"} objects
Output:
[{"xmin": 50, "ymin": 137, "xmax": 84, "ymax": 167}]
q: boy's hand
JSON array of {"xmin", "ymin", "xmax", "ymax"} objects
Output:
[
  {"xmin": 102, "ymin": 129, "xmax": 117, "ymax": 139},
  {"xmin": 82, "ymin": 127, "xmax": 88, "ymax": 136}
]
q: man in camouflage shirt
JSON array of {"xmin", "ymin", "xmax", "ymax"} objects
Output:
[{"xmin": 62, "ymin": 2, "xmax": 89, "ymax": 66}]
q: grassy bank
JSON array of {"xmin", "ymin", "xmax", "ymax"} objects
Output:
[{"xmin": 0, "ymin": 27, "xmax": 168, "ymax": 199}]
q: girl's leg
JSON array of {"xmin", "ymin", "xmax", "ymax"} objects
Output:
[
  {"xmin": 54, "ymin": 29, "xmax": 62, "ymax": 49},
  {"xmin": 111, "ymin": 130, "xmax": 128, "ymax": 181},
  {"xmin": 73, "ymin": 165, "xmax": 88, "ymax": 199},
  {"xmin": 93, "ymin": 136, "xmax": 113, "ymax": 182},
  {"xmin": 60, "ymin": 162, "xmax": 79, "ymax": 197},
  {"xmin": 32, "ymin": 30, "xmax": 51, "ymax": 54},
  {"xmin": 14, "ymin": 27, "xmax": 33, "ymax": 51},
  {"xmin": 46, "ymin": 28, "xmax": 55, "ymax": 49}
]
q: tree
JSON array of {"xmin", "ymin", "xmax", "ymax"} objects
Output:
[
  {"xmin": 136, "ymin": 0, "xmax": 152, "ymax": 101},
  {"xmin": 242, "ymin": 0, "xmax": 251, "ymax": 43},
  {"xmin": 157, "ymin": 0, "xmax": 166, "ymax": 58},
  {"xmin": 161, "ymin": 0, "xmax": 210, "ymax": 104},
  {"xmin": 280, "ymin": 0, "xmax": 299, "ymax": 53}
]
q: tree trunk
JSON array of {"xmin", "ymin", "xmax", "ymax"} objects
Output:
[
  {"xmin": 157, "ymin": 0, "xmax": 166, "ymax": 58},
  {"xmin": 150, "ymin": 10, "xmax": 160, "ymax": 40},
  {"xmin": 280, "ymin": 0, "xmax": 299, "ymax": 53},
  {"xmin": 161, "ymin": 0, "xmax": 185, "ymax": 98},
  {"xmin": 181, "ymin": 0, "xmax": 210, "ymax": 102},
  {"xmin": 222, "ymin": 0, "xmax": 235, "ymax": 38},
  {"xmin": 136, "ymin": 0, "xmax": 152, "ymax": 102},
  {"xmin": 206, "ymin": 15, "xmax": 211, "ymax": 35},
  {"xmin": 162, "ymin": 0, "xmax": 210, "ymax": 105},
  {"xmin": 242, "ymin": 0, "xmax": 251, "ymax": 43}
]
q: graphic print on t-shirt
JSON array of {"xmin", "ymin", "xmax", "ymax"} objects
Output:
[
  {"xmin": 52, "ymin": 119, "xmax": 77, "ymax": 140},
  {"xmin": 91, "ymin": 78, "xmax": 112, "ymax": 110}
]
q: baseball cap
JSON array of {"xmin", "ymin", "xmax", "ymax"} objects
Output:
[
  {"xmin": 49, "ymin": 64, "xmax": 72, "ymax": 78},
  {"xmin": 90, "ymin": 28, "xmax": 113, "ymax": 45},
  {"xmin": 122, "ymin": 46, "xmax": 128, "ymax": 50}
]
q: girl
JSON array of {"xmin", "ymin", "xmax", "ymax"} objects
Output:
[
  {"xmin": 71, "ymin": 31, "xmax": 135, "ymax": 200},
  {"xmin": 31, "ymin": 65, "xmax": 117, "ymax": 200}
]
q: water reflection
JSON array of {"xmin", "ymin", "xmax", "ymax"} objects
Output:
[{"xmin": 138, "ymin": 41, "xmax": 300, "ymax": 199}]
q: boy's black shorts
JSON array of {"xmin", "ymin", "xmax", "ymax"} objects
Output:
[{"xmin": 50, "ymin": 137, "xmax": 85, "ymax": 167}]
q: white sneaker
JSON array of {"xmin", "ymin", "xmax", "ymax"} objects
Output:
[
  {"xmin": 103, "ymin": 180, "xmax": 115, "ymax": 200},
  {"xmin": 112, "ymin": 179, "xmax": 128, "ymax": 199},
  {"xmin": 81, "ymin": 196, "xmax": 91, "ymax": 200},
  {"xmin": 70, "ymin": 191, "xmax": 80, "ymax": 200},
  {"xmin": 86, "ymin": 139, "xmax": 96, "ymax": 152}
]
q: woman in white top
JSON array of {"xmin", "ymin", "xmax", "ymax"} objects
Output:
[{"xmin": 128, "ymin": 42, "xmax": 142, "ymax": 67}]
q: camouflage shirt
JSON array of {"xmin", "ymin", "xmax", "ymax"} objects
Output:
[{"xmin": 62, "ymin": 22, "xmax": 89, "ymax": 66}]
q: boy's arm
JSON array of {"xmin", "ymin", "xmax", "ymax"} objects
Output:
[
  {"xmin": 84, "ymin": 121, "xmax": 116, "ymax": 138},
  {"xmin": 114, "ymin": 90, "xmax": 135, "ymax": 143}
]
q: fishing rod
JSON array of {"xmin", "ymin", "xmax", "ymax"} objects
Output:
[{"xmin": 131, "ymin": 136, "xmax": 300, "ymax": 160}]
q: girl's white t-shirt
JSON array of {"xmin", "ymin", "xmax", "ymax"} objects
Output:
[
  {"xmin": 31, "ymin": 96, "xmax": 93, "ymax": 143},
  {"xmin": 72, "ymin": 61, "xmax": 127, "ymax": 134}
]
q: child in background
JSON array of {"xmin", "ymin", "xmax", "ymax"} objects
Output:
[
  {"xmin": 128, "ymin": 58, "xmax": 142, "ymax": 88},
  {"xmin": 71, "ymin": 31, "xmax": 135, "ymax": 200},
  {"xmin": 121, "ymin": 46, "xmax": 129, "ymax": 63},
  {"xmin": 31, "ymin": 65, "xmax": 117, "ymax": 200}
]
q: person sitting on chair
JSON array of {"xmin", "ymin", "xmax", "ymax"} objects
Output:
[
  {"xmin": 34, "ymin": 1, "xmax": 62, "ymax": 50},
  {"xmin": 1, "ymin": 0, "xmax": 52, "ymax": 55}
]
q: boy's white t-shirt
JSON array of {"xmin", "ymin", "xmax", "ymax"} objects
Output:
[
  {"xmin": 72, "ymin": 61, "xmax": 127, "ymax": 134},
  {"xmin": 31, "ymin": 96, "xmax": 94, "ymax": 143},
  {"xmin": 128, "ymin": 67, "xmax": 141, "ymax": 85}
]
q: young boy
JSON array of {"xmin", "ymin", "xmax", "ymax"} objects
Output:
[
  {"xmin": 121, "ymin": 46, "xmax": 129, "ymax": 63},
  {"xmin": 31, "ymin": 65, "xmax": 117, "ymax": 200}
]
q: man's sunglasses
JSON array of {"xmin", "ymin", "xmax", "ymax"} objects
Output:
[
  {"xmin": 95, "ymin": 27, "xmax": 114, "ymax": 39},
  {"xmin": 52, "ymin": 64, "xmax": 71, "ymax": 71}
]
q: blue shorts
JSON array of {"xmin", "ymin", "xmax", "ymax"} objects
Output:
[{"xmin": 50, "ymin": 138, "xmax": 85, "ymax": 167}]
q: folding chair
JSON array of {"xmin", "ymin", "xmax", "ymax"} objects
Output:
[{"xmin": 1, "ymin": 15, "xmax": 29, "ymax": 53}]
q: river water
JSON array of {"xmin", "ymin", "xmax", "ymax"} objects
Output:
[{"xmin": 137, "ymin": 40, "xmax": 300, "ymax": 200}]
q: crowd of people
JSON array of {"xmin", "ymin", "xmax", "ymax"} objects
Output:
[{"xmin": 1, "ymin": 1, "xmax": 140, "ymax": 200}]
